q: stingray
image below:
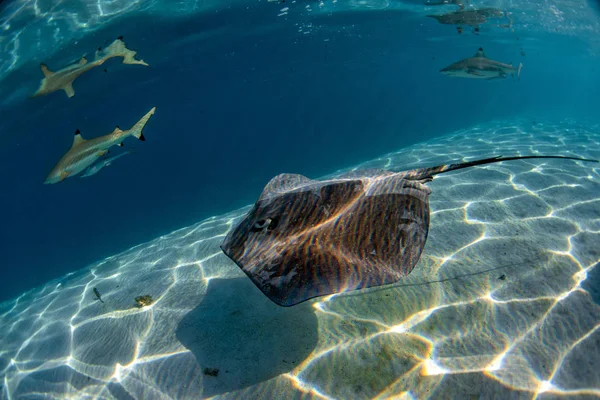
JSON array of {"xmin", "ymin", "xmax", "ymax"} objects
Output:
[{"xmin": 220, "ymin": 155, "xmax": 598, "ymax": 306}]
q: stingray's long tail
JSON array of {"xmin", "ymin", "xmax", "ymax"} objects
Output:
[{"xmin": 403, "ymin": 155, "xmax": 598, "ymax": 180}]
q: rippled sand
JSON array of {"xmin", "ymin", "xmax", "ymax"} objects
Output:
[{"xmin": 1, "ymin": 119, "xmax": 598, "ymax": 399}]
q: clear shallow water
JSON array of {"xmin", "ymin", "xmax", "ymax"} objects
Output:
[
  {"xmin": 0, "ymin": 0, "xmax": 599, "ymax": 398},
  {"xmin": 1, "ymin": 119, "xmax": 599, "ymax": 399},
  {"xmin": 1, "ymin": 0, "xmax": 600, "ymax": 302},
  {"xmin": 1, "ymin": 0, "xmax": 600, "ymax": 303}
]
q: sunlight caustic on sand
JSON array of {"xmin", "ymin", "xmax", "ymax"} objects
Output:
[{"xmin": 0, "ymin": 119, "xmax": 598, "ymax": 399}]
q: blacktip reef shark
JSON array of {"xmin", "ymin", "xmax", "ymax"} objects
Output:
[
  {"xmin": 428, "ymin": 9, "xmax": 486, "ymax": 26},
  {"xmin": 45, "ymin": 107, "xmax": 156, "ymax": 184},
  {"xmin": 81, "ymin": 150, "xmax": 134, "ymax": 178},
  {"xmin": 440, "ymin": 48, "xmax": 522, "ymax": 80},
  {"xmin": 32, "ymin": 36, "xmax": 148, "ymax": 99},
  {"xmin": 427, "ymin": 8, "xmax": 506, "ymax": 26},
  {"xmin": 427, "ymin": 7, "xmax": 511, "ymax": 34}
]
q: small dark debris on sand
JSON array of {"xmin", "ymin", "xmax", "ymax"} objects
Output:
[
  {"xmin": 498, "ymin": 274, "xmax": 506, "ymax": 280},
  {"xmin": 203, "ymin": 368, "xmax": 219, "ymax": 377},
  {"xmin": 134, "ymin": 294, "xmax": 154, "ymax": 308}
]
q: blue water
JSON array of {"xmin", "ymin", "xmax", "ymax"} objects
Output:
[
  {"xmin": 0, "ymin": 2, "xmax": 599, "ymax": 396},
  {"xmin": 0, "ymin": 1, "xmax": 598, "ymax": 303},
  {"xmin": 0, "ymin": 0, "xmax": 599, "ymax": 354}
]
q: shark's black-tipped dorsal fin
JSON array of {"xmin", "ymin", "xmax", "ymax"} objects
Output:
[
  {"xmin": 72, "ymin": 129, "xmax": 85, "ymax": 147},
  {"xmin": 40, "ymin": 63, "xmax": 53, "ymax": 78},
  {"xmin": 475, "ymin": 47, "xmax": 486, "ymax": 58}
]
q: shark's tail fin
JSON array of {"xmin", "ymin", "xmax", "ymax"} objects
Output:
[
  {"xmin": 95, "ymin": 36, "xmax": 148, "ymax": 66},
  {"xmin": 128, "ymin": 107, "xmax": 156, "ymax": 142},
  {"xmin": 401, "ymin": 155, "xmax": 598, "ymax": 181}
]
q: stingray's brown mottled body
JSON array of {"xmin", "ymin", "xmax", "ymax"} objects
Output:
[{"xmin": 221, "ymin": 155, "xmax": 598, "ymax": 307}]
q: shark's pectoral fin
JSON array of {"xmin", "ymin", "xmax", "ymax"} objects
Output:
[
  {"xmin": 40, "ymin": 63, "xmax": 54, "ymax": 78},
  {"xmin": 60, "ymin": 171, "xmax": 71, "ymax": 181},
  {"xmin": 467, "ymin": 69, "xmax": 483, "ymax": 76},
  {"xmin": 63, "ymin": 83, "xmax": 75, "ymax": 98}
]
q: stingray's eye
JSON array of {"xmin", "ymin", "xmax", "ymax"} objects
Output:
[
  {"xmin": 252, "ymin": 218, "xmax": 272, "ymax": 232},
  {"xmin": 251, "ymin": 217, "xmax": 280, "ymax": 232}
]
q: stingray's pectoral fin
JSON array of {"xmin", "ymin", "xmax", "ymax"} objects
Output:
[{"xmin": 63, "ymin": 83, "xmax": 75, "ymax": 98}]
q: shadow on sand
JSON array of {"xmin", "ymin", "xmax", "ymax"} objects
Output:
[{"xmin": 176, "ymin": 277, "xmax": 318, "ymax": 398}]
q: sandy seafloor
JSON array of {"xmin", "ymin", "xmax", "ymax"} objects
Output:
[{"xmin": 1, "ymin": 119, "xmax": 599, "ymax": 400}]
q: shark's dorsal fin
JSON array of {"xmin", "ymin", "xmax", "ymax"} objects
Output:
[
  {"xmin": 475, "ymin": 47, "xmax": 487, "ymax": 58},
  {"xmin": 78, "ymin": 57, "xmax": 88, "ymax": 66},
  {"xmin": 94, "ymin": 47, "xmax": 103, "ymax": 61},
  {"xmin": 112, "ymin": 126, "xmax": 124, "ymax": 135},
  {"xmin": 40, "ymin": 63, "xmax": 53, "ymax": 78},
  {"xmin": 72, "ymin": 129, "xmax": 85, "ymax": 147}
]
